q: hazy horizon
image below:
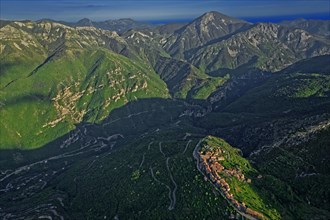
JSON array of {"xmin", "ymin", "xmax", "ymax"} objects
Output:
[
  {"xmin": 1, "ymin": 0, "xmax": 329, "ymax": 23},
  {"xmin": 1, "ymin": 12, "xmax": 329, "ymax": 25}
]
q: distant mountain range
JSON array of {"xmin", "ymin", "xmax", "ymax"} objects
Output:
[
  {"xmin": 0, "ymin": 11, "xmax": 330, "ymax": 220},
  {"xmin": 2, "ymin": 11, "xmax": 329, "ymax": 35},
  {"xmin": 280, "ymin": 18, "xmax": 330, "ymax": 37},
  {"xmin": 72, "ymin": 18, "xmax": 154, "ymax": 34}
]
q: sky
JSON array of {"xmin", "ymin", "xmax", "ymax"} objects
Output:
[{"xmin": 1, "ymin": 0, "xmax": 329, "ymax": 23}]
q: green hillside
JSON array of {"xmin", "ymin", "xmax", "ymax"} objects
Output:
[
  {"xmin": 0, "ymin": 21, "xmax": 171, "ymax": 149},
  {"xmin": 0, "ymin": 47, "xmax": 169, "ymax": 149},
  {"xmin": 224, "ymin": 72, "xmax": 330, "ymax": 115},
  {"xmin": 1, "ymin": 12, "xmax": 330, "ymax": 220}
]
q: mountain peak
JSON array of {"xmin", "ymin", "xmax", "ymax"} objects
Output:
[
  {"xmin": 77, "ymin": 18, "xmax": 93, "ymax": 25},
  {"xmin": 203, "ymin": 11, "xmax": 226, "ymax": 17},
  {"xmin": 118, "ymin": 18, "xmax": 135, "ymax": 22},
  {"xmin": 78, "ymin": 18, "xmax": 91, "ymax": 22},
  {"xmin": 198, "ymin": 11, "xmax": 249, "ymax": 25}
]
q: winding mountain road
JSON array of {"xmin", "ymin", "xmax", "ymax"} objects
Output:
[
  {"xmin": 159, "ymin": 142, "xmax": 166, "ymax": 157},
  {"xmin": 149, "ymin": 166, "xmax": 175, "ymax": 210},
  {"xmin": 166, "ymin": 157, "xmax": 177, "ymax": 210},
  {"xmin": 182, "ymin": 140, "xmax": 192, "ymax": 154}
]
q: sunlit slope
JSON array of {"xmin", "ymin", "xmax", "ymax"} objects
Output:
[{"xmin": 0, "ymin": 48, "xmax": 169, "ymax": 149}]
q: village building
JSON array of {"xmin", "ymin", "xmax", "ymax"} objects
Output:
[{"xmin": 198, "ymin": 144, "xmax": 263, "ymax": 220}]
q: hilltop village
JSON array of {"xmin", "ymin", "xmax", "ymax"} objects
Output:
[{"xmin": 198, "ymin": 145, "xmax": 265, "ymax": 220}]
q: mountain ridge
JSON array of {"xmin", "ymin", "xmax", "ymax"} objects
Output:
[{"xmin": 0, "ymin": 10, "xmax": 330, "ymax": 220}]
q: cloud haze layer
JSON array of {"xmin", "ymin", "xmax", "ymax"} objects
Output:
[{"xmin": 1, "ymin": 0, "xmax": 329, "ymax": 22}]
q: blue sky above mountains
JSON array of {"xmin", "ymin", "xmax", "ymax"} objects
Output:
[{"xmin": 1, "ymin": 0, "xmax": 329, "ymax": 22}]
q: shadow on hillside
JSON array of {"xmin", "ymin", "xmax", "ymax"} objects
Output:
[
  {"xmin": 1, "ymin": 55, "xmax": 330, "ymax": 169},
  {"xmin": 1, "ymin": 96, "xmax": 329, "ymax": 219},
  {"xmin": 0, "ymin": 97, "xmax": 205, "ymax": 169},
  {"xmin": 2, "ymin": 83, "xmax": 330, "ymax": 169}
]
